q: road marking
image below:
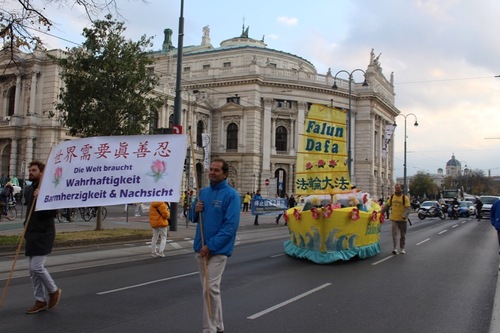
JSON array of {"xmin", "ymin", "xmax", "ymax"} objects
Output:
[
  {"xmin": 247, "ymin": 283, "xmax": 332, "ymax": 319},
  {"xmin": 416, "ymin": 238, "xmax": 430, "ymax": 245},
  {"xmin": 97, "ymin": 272, "xmax": 198, "ymax": 295},
  {"xmin": 371, "ymin": 256, "xmax": 394, "ymax": 265},
  {"xmin": 438, "ymin": 230, "xmax": 447, "ymax": 235},
  {"xmin": 270, "ymin": 253, "xmax": 286, "ymax": 258},
  {"xmin": 170, "ymin": 242, "xmax": 182, "ymax": 249},
  {"xmin": 452, "ymin": 224, "xmax": 459, "ymax": 228}
]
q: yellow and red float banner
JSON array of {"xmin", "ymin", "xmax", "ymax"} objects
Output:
[{"xmin": 295, "ymin": 104, "xmax": 351, "ymax": 196}]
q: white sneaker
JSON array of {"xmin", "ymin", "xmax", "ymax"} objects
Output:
[
  {"xmin": 400, "ymin": 249, "xmax": 406, "ymax": 254},
  {"xmin": 151, "ymin": 252, "xmax": 158, "ymax": 257},
  {"xmin": 392, "ymin": 249, "xmax": 398, "ymax": 255},
  {"xmin": 158, "ymin": 252, "xmax": 165, "ymax": 257}
]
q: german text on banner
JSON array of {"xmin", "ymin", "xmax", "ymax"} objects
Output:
[
  {"xmin": 36, "ymin": 134, "xmax": 188, "ymax": 210},
  {"xmin": 295, "ymin": 104, "xmax": 351, "ymax": 196}
]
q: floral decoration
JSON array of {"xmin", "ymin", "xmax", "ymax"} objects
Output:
[
  {"xmin": 317, "ymin": 159, "xmax": 325, "ymax": 168},
  {"xmin": 293, "ymin": 208, "xmax": 301, "ymax": 220},
  {"xmin": 150, "ymin": 159, "xmax": 166, "ymax": 182},
  {"xmin": 322, "ymin": 204, "xmax": 333, "ymax": 218},
  {"xmin": 329, "ymin": 160, "xmax": 337, "ymax": 168},
  {"xmin": 371, "ymin": 211, "xmax": 378, "ymax": 222},
  {"xmin": 53, "ymin": 167, "xmax": 63, "ymax": 187},
  {"xmin": 311, "ymin": 207, "xmax": 320, "ymax": 219},
  {"xmin": 284, "ymin": 213, "xmax": 289, "ymax": 223},
  {"xmin": 351, "ymin": 207, "xmax": 360, "ymax": 221},
  {"xmin": 379, "ymin": 212, "xmax": 385, "ymax": 224}
]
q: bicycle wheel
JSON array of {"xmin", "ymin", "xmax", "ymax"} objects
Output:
[
  {"xmin": 6, "ymin": 207, "xmax": 17, "ymax": 220},
  {"xmin": 57, "ymin": 209, "xmax": 65, "ymax": 223},
  {"xmin": 82, "ymin": 207, "xmax": 93, "ymax": 221},
  {"xmin": 69, "ymin": 208, "xmax": 78, "ymax": 222}
]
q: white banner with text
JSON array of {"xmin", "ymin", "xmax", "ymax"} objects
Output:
[{"xmin": 36, "ymin": 134, "xmax": 188, "ymax": 210}]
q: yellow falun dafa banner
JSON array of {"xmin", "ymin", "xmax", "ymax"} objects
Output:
[{"xmin": 295, "ymin": 104, "xmax": 351, "ymax": 196}]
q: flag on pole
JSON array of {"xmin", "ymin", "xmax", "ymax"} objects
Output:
[{"xmin": 383, "ymin": 124, "xmax": 396, "ymax": 158}]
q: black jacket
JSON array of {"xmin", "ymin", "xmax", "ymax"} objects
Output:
[{"xmin": 24, "ymin": 182, "xmax": 57, "ymax": 256}]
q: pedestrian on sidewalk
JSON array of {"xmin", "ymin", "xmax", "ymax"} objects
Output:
[
  {"xmin": 190, "ymin": 158, "xmax": 240, "ymax": 333},
  {"xmin": 149, "ymin": 201, "xmax": 170, "ymax": 257},
  {"xmin": 24, "ymin": 160, "xmax": 61, "ymax": 314},
  {"xmin": 242, "ymin": 192, "xmax": 251, "ymax": 212},
  {"xmin": 253, "ymin": 189, "xmax": 262, "ymax": 225}
]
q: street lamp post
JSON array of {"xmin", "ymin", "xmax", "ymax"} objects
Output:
[
  {"xmin": 395, "ymin": 113, "xmax": 419, "ymax": 195},
  {"xmin": 332, "ymin": 69, "xmax": 369, "ymax": 182}
]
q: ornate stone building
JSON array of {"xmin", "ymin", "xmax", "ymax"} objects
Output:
[{"xmin": 0, "ymin": 26, "xmax": 400, "ymax": 199}]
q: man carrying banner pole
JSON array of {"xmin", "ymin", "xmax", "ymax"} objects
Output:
[{"xmin": 190, "ymin": 156, "xmax": 240, "ymax": 333}]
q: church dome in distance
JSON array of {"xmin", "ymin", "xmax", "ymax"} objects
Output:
[{"xmin": 446, "ymin": 154, "xmax": 461, "ymax": 167}]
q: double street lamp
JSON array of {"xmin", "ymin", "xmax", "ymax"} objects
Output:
[
  {"xmin": 332, "ymin": 69, "xmax": 368, "ymax": 181},
  {"xmin": 395, "ymin": 113, "xmax": 419, "ymax": 195}
]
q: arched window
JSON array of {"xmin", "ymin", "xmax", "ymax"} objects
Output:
[
  {"xmin": 226, "ymin": 123, "xmax": 238, "ymax": 150},
  {"xmin": 168, "ymin": 114, "xmax": 174, "ymax": 128},
  {"xmin": 276, "ymin": 126, "xmax": 288, "ymax": 152},
  {"xmin": 8, "ymin": 86, "xmax": 16, "ymax": 116},
  {"xmin": 197, "ymin": 120, "xmax": 204, "ymax": 147}
]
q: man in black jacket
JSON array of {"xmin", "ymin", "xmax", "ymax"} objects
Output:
[{"xmin": 24, "ymin": 160, "xmax": 61, "ymax": 314}]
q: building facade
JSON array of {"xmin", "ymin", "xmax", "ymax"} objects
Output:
[{"xmin": 0, "ymin": 26, "xmax": 400, "ymax": 199}]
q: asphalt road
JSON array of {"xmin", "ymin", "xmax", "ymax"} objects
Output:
[{"xmin": 0, "ymin": 215, "xmax": 499, "ymax": 332}]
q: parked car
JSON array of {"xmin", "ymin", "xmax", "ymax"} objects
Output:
[{"xmin": 478, "ymin": 195, "xmax": 500, "ymax": 219}]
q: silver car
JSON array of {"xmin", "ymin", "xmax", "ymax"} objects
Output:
[{"xmin": 478, "ymin": 195, "xmax": 500, "ymax": 219}]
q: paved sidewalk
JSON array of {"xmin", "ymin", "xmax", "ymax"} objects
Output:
[
  {"xmin": 0, "ymin": 209, "xmax": 284, "ymax": 241},
  {"xmin": 0, "ymin": 210, "xmax": 287, "ymax": 280}
]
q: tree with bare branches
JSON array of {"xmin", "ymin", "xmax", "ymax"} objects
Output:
[{"xmin": 1, "ymin": 0, "xmax": 136, "ymax": 55}]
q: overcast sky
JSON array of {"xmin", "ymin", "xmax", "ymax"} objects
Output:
[{"xmin": 36, "ymin": 0, "xmax": 500, "ymax": 178}]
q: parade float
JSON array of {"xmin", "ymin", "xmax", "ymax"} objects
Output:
[{"xmin": 283, "ymin": 104, "xmax": 385, "ymax": 264}]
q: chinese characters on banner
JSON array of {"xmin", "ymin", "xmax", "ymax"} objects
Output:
[
  {"xmin": 251, "ymin": 198, "xmax": 288, "ymax": 216},
  {"xmin": 36, "ymin": 134, "xmax": 188, "ymax": 210},
  {"xmin": 295, "ymin": 104, "xmax": 351, "ymax": 196}
]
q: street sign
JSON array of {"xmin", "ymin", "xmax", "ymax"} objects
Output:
[
  {"xmin": 265, "ymin": 178, "xmax": 270, "ymax": 186},
  {"xmin": 172, "ymin": 125, "xmax": 183, "ymax": 134}
]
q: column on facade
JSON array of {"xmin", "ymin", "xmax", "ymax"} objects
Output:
[
  {"xmin": 262, "ymin": 99, "xmax": 273, "ymax": 179},
  {"xmin": 29, "ymin": 71, "xmax": 38, "ymax": 115},
  {"xmin": 8, "ymin": 139, "xmax": 18, "ymax": 177},
  {"xmin": 297, "ymin": 101, "xmax": 306, "ymax": 149},
  {"xmin": 290, "ymin": 118, "xmax": 296, "ymax": 154},
  {"xmin": 14, "ymin": 74, "xmax": 22, "ymax": 115},
  {"xmin": 25, "ymin": 138, "xmax": 34, "ymax": 168},
  {"xmin": 237, "ymin": 115, "xmax": 243, "ymax": 152},
  {"xmin": 271, "ymin": 116, "xmax": 276, "ymax": 155}
]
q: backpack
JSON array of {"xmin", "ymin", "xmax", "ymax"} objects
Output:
[{"xmin": 389, "ymin": 194, "xmax": 406, "ymax": 206}]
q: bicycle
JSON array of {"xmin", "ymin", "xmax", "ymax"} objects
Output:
[
  {"xmin": 56, "ymin": 208, "xmax": 78, "ymax": 223},
  {"xmin": 79, "ymin": 206, "xmax": 107, "ymax": 222},
  {"xmin": 0, "ymin": 200, "xmax": 17, "ymax": 221}
]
